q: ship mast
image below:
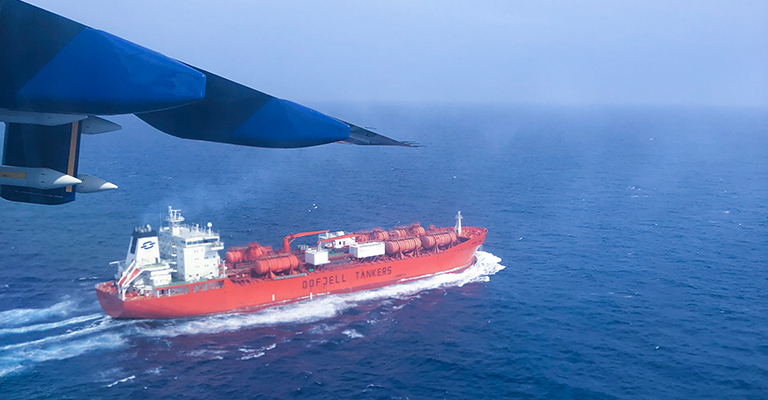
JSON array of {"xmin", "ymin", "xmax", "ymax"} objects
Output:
[
  {"xmin": 166, "ymin": 206, "xmax": 185, "ymax": 236},
  {"xmin": 455, "ymin": 211, "xmax": 463, "ymax": 235}
]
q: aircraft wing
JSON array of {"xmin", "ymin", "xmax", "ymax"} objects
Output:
[
  {"xmin": 0, "ymin": 0, "xmax": 412, "ymax": 205},
  {"xmin": 137, "ymin": 68, "xmax": 418, "ymax": 148},
  {"xmin": 137, "ymin": 67, "xmax": 350, "ymax": 149}
]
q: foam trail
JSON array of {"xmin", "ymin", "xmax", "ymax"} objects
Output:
[
  {"xmin": 141, "ymin": 250, "xmax": 504, "ymax": 337},
  {"xmin": 240, "ymin": 352, "xmax": 265, "ymax": 360},
  {"xmin": 238, "ymin": 343, "xmax": 276, "ymax": 360},
  {"xmin": 106, "ymin": 375, "xmax": 136, "ymax": 388},
  {"xmin": 0, "ymin": 300, "xmax": 74, "ymax": 327},
  {"xmin": 0, "ymin": 314, "xmax": 102, "ymax": 336},
  {"xmin": 0, "ymin": 333, "xmax": 126, "ymax": 378},
  {"xmin": 342, "ymin": 329, "xmax": 364, "ymax": 339},
  {"xmin": 0, "ymin": 317, "xmax": 133, "ymax": 352},
  {"xmin": 0, "ymin": 302, "xmax": 129, "ymax": 378}
]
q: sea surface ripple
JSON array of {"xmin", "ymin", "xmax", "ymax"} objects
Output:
[{"xmin": 1, "ymin": 105, "xmax": 766, "ymax": 399}]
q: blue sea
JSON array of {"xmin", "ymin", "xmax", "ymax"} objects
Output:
[{"xmin": 1, "ymin": 105, "xmax": 766, "ymax": 399}]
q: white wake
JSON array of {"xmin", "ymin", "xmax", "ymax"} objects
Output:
[
  {"xmin": 140, "ymin": 250, "xmax": 504, "ymax": 337},
  {"xmin": 0, "ymin": 300, "xmax": 74, "ymax": 327},
  {"xmin": 0, "ymin": 314, "xmax": 102, "ymax": 336}
]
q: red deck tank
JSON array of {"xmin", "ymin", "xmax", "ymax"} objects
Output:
[
  {"xmin": 370, "ymin": 229, "xmax": 389, "ymax": 241},
  {"xmin": 422, "ymin": 231, "xmax": 458, "ymax": 249},
  {"xmin": 224, "ymin": 250, "xmax": 244, "ymax": 264},
  {"xmin": 388, "ymin": 229, "xmax": 410, "ymax": 239},
  {"xmin": 253, "ymin": 254, "xmax": 299, "ymax": 275},
  {"xmin": 411, "ymin": 222, "xmax": 426, "ymax": 237},
  {"xmin": 247, "ymin": 246, "xmax": 263, "ymax": 260},
  {"xmin": 385, "ymin": 237, "xmax": 422, "ymax": 255}
]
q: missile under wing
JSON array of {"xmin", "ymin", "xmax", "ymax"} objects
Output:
[{"xmin": 0, "ymin": 0, "xmax": 412, "ymax": 205}]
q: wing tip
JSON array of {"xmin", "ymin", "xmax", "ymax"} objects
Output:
[{"xmin": 336, "ymin": 120, "xmax": 421, "ymax": 147}]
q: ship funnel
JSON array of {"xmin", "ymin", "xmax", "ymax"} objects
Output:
[{"xmin": 125, "ymin": 225, "xmax": 160, "ymax": 267}]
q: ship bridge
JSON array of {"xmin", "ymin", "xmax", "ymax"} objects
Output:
[{"xmin": 158, "ymin": 207, "xmax": 224, "ymax": 282}]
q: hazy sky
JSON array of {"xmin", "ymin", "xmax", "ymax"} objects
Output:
[{"xmin": 28, "ymin": 0, "xmax": 768, "ymax": 107}]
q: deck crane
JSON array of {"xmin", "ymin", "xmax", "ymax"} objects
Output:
[{"xmin": 282, "ymin": 230, "xmax": 329, "ymax": 253}]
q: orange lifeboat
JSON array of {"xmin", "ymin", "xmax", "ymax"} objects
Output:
[
  {"xmin": 253, "ymin": 254, "xmax": 299, "ymax": 275},
  {"xmin": 385, "ymin": 237, "xmax": 422, "ymax": 255}
]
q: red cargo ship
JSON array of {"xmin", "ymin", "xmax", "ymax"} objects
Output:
[{"xmin": 96, "ymin": 208, "xmax": 486, "ymax": 319}]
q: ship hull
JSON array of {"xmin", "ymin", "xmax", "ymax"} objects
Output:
[{"xmin": 97, "ymin": 227, "xmax": 485, "ymax": 319}]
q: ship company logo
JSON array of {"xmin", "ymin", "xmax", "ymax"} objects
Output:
[{"xmin": 141, "ymin": 241, "xmax": 156, "ymax": 250}]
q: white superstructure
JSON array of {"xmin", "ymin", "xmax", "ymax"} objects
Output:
[
  {"xmin": 113, "ymin": 207, "xmax": 225, "ymax": 299},
  {"xmin": 159, "ymin": 207, "xmax": 224, "ymax": 282}
]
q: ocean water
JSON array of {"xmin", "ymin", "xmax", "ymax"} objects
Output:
[{"xmin": 0, "ymin": 105, "xmax": 766, "ymax": 399}]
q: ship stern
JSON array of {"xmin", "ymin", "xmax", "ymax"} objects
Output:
[{"xmin": 95, "ymin": 282, "xmax": 125, "ymax": 318}]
